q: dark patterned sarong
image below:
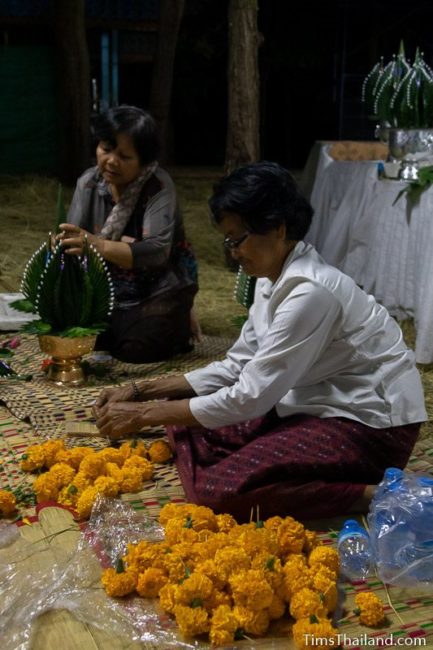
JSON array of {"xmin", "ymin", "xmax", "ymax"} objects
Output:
[{"xmin": 167, "ymin": 412, "xmax": 420, "ymax": 522}]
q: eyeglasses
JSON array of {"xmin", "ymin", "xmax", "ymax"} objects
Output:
[{"xmin": 223, "ymin": 232, "xmax": 250, "ymax": 251}]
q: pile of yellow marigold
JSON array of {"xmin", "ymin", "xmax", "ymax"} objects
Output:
[
  {"xmin": 0, "ymin": 489, "xmax": 16, "ymax": 517},
  {"xmin": 20, "ymin": 438, "xmax": 172, "ymax": 520},
  {"xmin": 101, "ymin": 502, "xmax": 341, "ymax": 648}
]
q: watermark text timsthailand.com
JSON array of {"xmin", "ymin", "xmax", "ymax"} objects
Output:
[{"xmin": 303, "ymin": 633, "xmax": 427, "ymax": 647}]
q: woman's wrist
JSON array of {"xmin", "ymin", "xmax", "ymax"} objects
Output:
[{"xmin": 136, "ymin": 376, "xmax": 195, "ymax": 400}]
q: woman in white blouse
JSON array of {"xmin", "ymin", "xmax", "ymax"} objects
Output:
[{"xmin": 94, "ymin": 161, "xmax": 426, "ymax": 521}]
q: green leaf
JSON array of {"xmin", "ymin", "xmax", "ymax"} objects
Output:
[
  {"xmin": 9, "ymin": 299, "xmax": 37, "ymax": 314},
  {"xmin": 0, "ymin": 348, "xmax": 14, "ymax": 358},
  {"xmin": 20, "ymin": 321, "xmax": 52, "ymax": 335},
  {"xmin": 115, "ymin": 558, "xmax": 125, "ymax": 573},
  {"xmin": 57, "ymin": 326, "xmax": 104, "ymax": 338},
  {"xmin": 190, "ymin": 598, "xmax": 203, "ymax": 608},
  {"xmin": 183, "ymin": 515, "xmax": 193, "ymax": 529}
]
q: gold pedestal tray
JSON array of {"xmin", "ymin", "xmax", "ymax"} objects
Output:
[{"xmin": 38, "ymin": 334, "xmax": 96, "ymax": 386}]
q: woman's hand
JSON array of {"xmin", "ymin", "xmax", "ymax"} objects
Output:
[
  {"xmin": 57, "ymin": 223, "xmax": 100, "ymax": 256},
  {"xmin": 95, "ymin": 402, "xmax": 148, "ymax": 440},
  {"xmin": 93, "ymin": 384, "xmax": 137, "ymax": 415},
  {"xmin": 95, "ymin": 396, "xmax": 199, "ymax": 439}
]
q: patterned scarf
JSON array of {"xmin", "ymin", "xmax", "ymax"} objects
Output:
[{"xmin": 99, "ymin": 162, "xmax": 158, "ymax": 240}]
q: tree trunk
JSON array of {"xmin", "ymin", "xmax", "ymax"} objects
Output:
[
  {"xmin": 50, "ymin": 0, "xmax": 91, "ymax": 183},
  {"xmin": 225, "ymin": 0, "xmax": 260, "ymax": 173},
  {"xmin": 149, "ymin": 0, "xmax": 185, "ymax": 164}
]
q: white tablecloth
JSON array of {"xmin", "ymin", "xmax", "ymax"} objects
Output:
[{"xmin": 305, "ymin": 147, "xmax": 433, "ymax": 363}]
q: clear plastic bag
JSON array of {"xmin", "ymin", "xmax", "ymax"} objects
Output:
[
  {"xmin": 0, "ymin": 497, "xmax": 205, "ymax": 649},
  {"xmin": 368, "ymin": 469, "xmax": 433, "ymax": 588}
]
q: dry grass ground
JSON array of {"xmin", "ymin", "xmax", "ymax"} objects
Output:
[{"xmin": 0, "ymin": 169, "xmax": 431, "ymax": 442}]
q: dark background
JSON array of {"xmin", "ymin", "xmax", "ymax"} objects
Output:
[
  {"xmin": 2, "ymin": 0, "xmax": 433, "ymax": 171},
  {"xmin": 171, "ymin": 0, "xmax": 433, "ymax": 169}
]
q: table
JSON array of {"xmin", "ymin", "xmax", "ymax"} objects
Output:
[{"xmin": 305, "ymin": 145, "xmax": 433, "ymax": 363}]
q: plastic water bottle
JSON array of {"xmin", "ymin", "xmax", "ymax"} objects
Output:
[
  {"xmin": 368, "ymin": 467, "xmax": 405, "ymax": 563},
  {"xmin": 337, "ymin": 519, "xmax": 374, "ymax": 580},
  {"xmin": 395, "ymin": 476, "xmax": 433, "ymax": 583},
  {"xmin": 368, "ymin": 470, "xmax": 413, "ymax": 584},
  {"xmin": 372, "ymin": 467, "xmax": 404, "ymax": 504}
]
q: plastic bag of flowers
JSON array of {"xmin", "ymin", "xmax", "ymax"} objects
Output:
[{"xmin": 100, "ymin": 501, "xmax": 341, "ymax": 648}]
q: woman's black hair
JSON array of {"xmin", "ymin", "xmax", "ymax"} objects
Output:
[
  {"xmin": 92, "ymin": 105, "xmax": 160, "ymax": 165},
  {"xmin": 209, "ymin": 161, "xmax": 313, "ymax": 240}
]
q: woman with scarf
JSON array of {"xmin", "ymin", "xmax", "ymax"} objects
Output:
[
  {"xmin": 59, "ymin": 105, "xmax": 199, "ymax": 363},
  {"xmin": 92, "ymin": 161, "xmax": 426, "ymax": 522}
]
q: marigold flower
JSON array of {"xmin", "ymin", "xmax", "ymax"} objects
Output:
[
  {"xmin": 105, "ymin": 461, "xmax": 123, "ymax": 482},
  {"xmin": 215, "ymin": 512, "xmax": 237, "ymax": 533},
  {"xmin": 127, "ymin": 541, "xmax": 167, "ymax": 573},
  {"xmin": 214, "ymin": 546, "xmax": 251, "ymax": 580},
  {"xmin": 184, "ymin": 505, "xmax": 219, "ymax": 533},
  {"xmin": 119, "ymin": 440, "xmax": 148, "ymax": 460},
  {"xmin": 79, "ymin": 453, "xmax": 106, "ymax": 479},
  {"xmin": 98, "ymin": 447, "xmax": 125, "ymax": 467},
  {"xmin": 233, "ymin": 605, "xmax": 270, "ymax": 636},
  {"xmin": 54, "ymin": 446, "xmax": 93, "ymax": 469},
  {"xmin": 33, "ymin": 473, "xmax": 59, "ymax": 503},
  {"xmin": 69, "ymin": 471, "xmax": 91, "ymax": 493},
  {"xmin": 238, "ymin": 526, "xmax": 278, "ymax": 556},
  {"xmin": 268, "ymin": 594, "xmax": 286, "ymax": 620},
  {"xmin": 48, "ymin": 462, "xmax": 76, "ymax": 488},
  {"xmin": 304, "ymin": 529, "xmax": 320, "ymax": 554},
  {"xmin": 251, "ymin": 553, "xmax": 283, "ymax": 590},
  {"xmin": 119, "ymin": 467, "xmax": 143, "ymax": 493},
  {"xmin": 194, "ymin": 532, "xmax": 229, "ymax": 560},
  {"xmin": 289, "ymin": 587, "xmax": 327, "ymax": 620},
  {"xmin": 0, "ymin": 489, "xmax": 16, "ymax": 516},
  {"xmin": 101, "ymin": 565, "xmax": 137, "ymax": 597},
  {"xmin": 123, "ymin": 455, "xmax": 153, "ymax": 481},
  {"xmin": 173, "ymin": 604, "xmax": 210, "ymax": 637},
  {"xmin": 136, "ymin": 567, "xmax": 168, "ymax": 598},
  {"xmin": 229, "ymin": 569, "xmax": 273, "ymax": 611},
  {"xmin": 21, "ymin": 446, "xmax": 46, "ymax": 472},
  {"xmin": 195, "ymin": 558, "xmax": 227, "ymax": 590},
  {"xmin": 203, "ymin": 589, "xmax": 232, "ymax": 613},
  {"xmin": 277, "ymin": 517, "xmax": 306, "ymax": 555},
  {"xmin": 354, "ymin": 592, "xmax": 385, "ymax": 627},
  {"xmin": 57, "ymin": 484, "xmax": 79, "ymax": 507},
  {"xmin": 176, "ymin": 571, "xmax": 214, "ymax": 605},
  {"xmin": 75, "ymin": 485, "xmax": 99, "ymax": 519},
  {"xmin": 158, "ymin": 502, "xmax": 191, "ymax": 525},
  {"xmin": 164, "ymin": 518, "xmax": 199, "ymax": 545},
  {"xmin": 209, "ymin": 605, "xmax": 237, "ymax": 647},
  {"xmin": 159, "ymin": 582, "xmax": 179, "ymax": 614},
  {"xmin": 41, "ymin": 440, "xmax": 66, "ymax": 467},
  {"xmin": 281, "ymin": 564, "xmax": 314, "ymax": 601},
  {"xmin": 147, "ymin": 439, "xmax": 172, "ymax": 464},
  {"xmin": 93, "ymin": 475, "xmax": 119, "ymax": 498},
  {"xmin": 292, "ymin": 616, "xmax": 339, "ymax": 649},
  {"xmin": 169, "ymin": 540, "xmax": 197, "ymax": 562},
  {"xmin": 308, "ymin": 545, "xmax": 339, "ymax": 574},
  {"xmin": 312, "ymin": 569, "xmax": 338, "ymax": 612},
  {"xmin": 264, "ymin": 515, "xmax": 284, "ymax": 530}
]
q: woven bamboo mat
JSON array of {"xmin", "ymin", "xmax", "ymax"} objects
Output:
[{"xmin": 2, "ymin": 335, "xmax": 433, "ymax": 648}]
